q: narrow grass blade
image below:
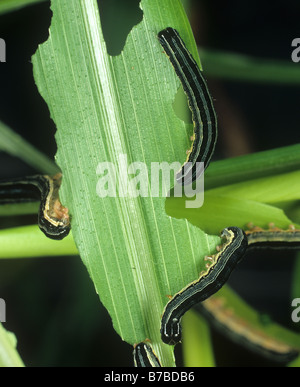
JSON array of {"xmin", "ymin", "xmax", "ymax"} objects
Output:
[
  {"xmin": 0, "ymin": 0, "xmax": 45, "ymax": 15},
  {"xmin": 0, "ymin": 323, "xmax": 24, "ymax": 367},
  {"xmin": 182, "ymin": 311, "xmax": 215, "ymax": 367},
  {"xmin": 0, "ymin": 121, "xmax": 59, "ymax": 175},
  {"xmin": 0, "ymin": 225, "xmax": 77, "ymax": 259},
  {"xmin": 200, "ymin": 48, "xmax": 300, "ymax": 85}
]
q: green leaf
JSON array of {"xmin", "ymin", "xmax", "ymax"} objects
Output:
[
  {"xmin": 182, "ymin": 311, "xmax": 215, "ymax": 367},
  {"xmin": 199, "ymin": 48, "xmax": 300, "ymax": 84},
  {"xmin": 166, "ymin": 193, "xmax": 298, "ymax": 236},
  {"xmin": 0, "ymin": 0, "xmax": 45, "ymax": 15},
  {"xmin": 0, "ymin": 225, "xmax": 77, "ymax": 259},
  {"xmin": 29, "ymin": 0, "xmax": 300, "ymax": 367},
  {"xmin": 205, "ymin": 144, "xmax": 300, "ymax": 190},
  {"xmin": 166, "ymin": 160, "xmax": 300, "ymax": 235},
  {"xmin": 32, "ymin": 0, "xmax": 218, "ymax": 366},
  {"xmin": 0, "ymin": 323, "xmax": 24, "ymax": 367},
  {"xmin": 0, "ymin": 121, "xmax": 59, "ymax": 175},
  {"xmin": 218, "ymin": 286, "xmax": 300, "ymax": 352},
  {"xmin": 194, "ymin": 286, "xmax": 300, "ymax": 365},
  {"xmin": 207, "ymin": 170, "xmax": 300, "ymax": 204}
]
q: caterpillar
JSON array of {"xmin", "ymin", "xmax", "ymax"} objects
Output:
[
  {"xmin": 158, "ymin": 27, "xmax": 217, "ymax": 186},
  {"xmin": 133, "ymin": 342, "xmax": 161, "ymax": 367},
  {"xmin": 246, "ymin": 223, "xmax": 300, "ymax": 249},
  {"xmin": 0, "ymin": 173, "xmax": 70, "ymax": 240},
  {"xmin": 196, "ymin": 296, "xmax": 299, "ymax": 363},
  {"xmin": 160, "ymin": 227, "xmax": 248, "ymax": 345}
]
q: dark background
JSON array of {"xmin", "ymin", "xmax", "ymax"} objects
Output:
[{"xmin": 0, "ymin": 0, "xmax": 299, "ymax": 367}]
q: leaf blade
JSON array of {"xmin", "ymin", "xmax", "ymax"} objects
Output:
[
  {"xmin": 0, "ymin": 323, "xmax": 24, "ymax": 367},
  {"xmin": 32, "ymin": 0, "xmax": 215, "ymax": 366}
]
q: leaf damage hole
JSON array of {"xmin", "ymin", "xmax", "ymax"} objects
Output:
[{"xmin": 98, "ymin": 0, "xmax": 143, "ymax": 56}]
